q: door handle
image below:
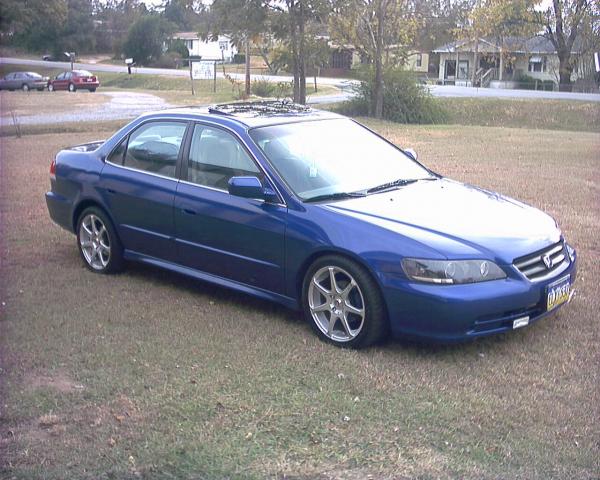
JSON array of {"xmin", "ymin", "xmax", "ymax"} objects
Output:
[{"xmin": 182, "ymin": 208, "xmax": 197, "ymax": 215}]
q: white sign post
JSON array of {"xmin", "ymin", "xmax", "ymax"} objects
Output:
[{"xmin": 189, "ymin": 59, "xmax": 217, "ymax": 95}]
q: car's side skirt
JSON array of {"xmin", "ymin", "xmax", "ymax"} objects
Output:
[{"xmin": 123, "ymin": 250, "xmax": 299, "ymax": 310}]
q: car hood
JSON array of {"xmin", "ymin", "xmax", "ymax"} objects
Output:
[{"xmin": 323, "ymin": 178, "xmax": 561, "ymax": 264}]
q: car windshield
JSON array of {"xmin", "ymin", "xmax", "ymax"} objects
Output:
[
  {"xmin": 27, "ymin": 72, "xmax": 42, "ymax": 79},
  {"xmin": 74, "ymin": 70, "xmax": 93, "ymax": 76},
  {"xmin": 249, "ymin": 118, "xmax": 434, "ymax": 201}
]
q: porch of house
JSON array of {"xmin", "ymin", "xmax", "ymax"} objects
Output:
[{"xmin": 437, "ymin": 51, "xmax": 513, "ymax": 88}]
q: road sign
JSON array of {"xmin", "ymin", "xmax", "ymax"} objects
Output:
[{"xmin": 191, "ymin": 60, "xmax": 215, "ymax": 80}]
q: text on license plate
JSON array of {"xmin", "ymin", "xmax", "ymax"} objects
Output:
[{"xmin": 546, "ymin": 275, "xmax": 571, "ymax": 311}]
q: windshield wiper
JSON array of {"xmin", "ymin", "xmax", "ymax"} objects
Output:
[
  {"xmin": 366, "ymin": 177, "xmax": 436, "ymax": 194},
  {"xmin": 303, "ymin": 191, "xmax": 367, "ymax": 203}
]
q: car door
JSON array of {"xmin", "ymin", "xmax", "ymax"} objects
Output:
[
  {"xmin": 12, "ymin": 73, "xmax": 23, "ymax": 89},
  {"xmin": 99, "ymin": 120, "xmax": 190, "ymax": 262},
  {"xmin": 0, "ymin": 73, "xmax": 14, "ymax": 90},
  {"xmin": 53, "ymin": 72, "xmax": 66, "ymax": 90},
  {"xmin": 174, "ymin": 123, "xmax": 287, "ymax": 294}
]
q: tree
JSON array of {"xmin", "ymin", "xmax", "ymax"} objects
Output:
[
  {"xmin": 56, "ymin": 0, "xmax": 97, "ymax": 54},
  {"xmin": 0, "ymin": 0, "xmax": 68, "ymax": 51},
  {"xmin": 542, "ymin": 0, "xmax": 595, "ymax": 90},
  {"xmin": 199, "ymin": 0, "xmax": 268, "ymax": 96},
  {"xmin": 330, "ymin": 0, "xmax": 417, "ymax": 118},
  {"xmin": 92, "ymin": 0, "xmax": 148, "ymax": 56},
  {"xmin": 462, "ymin": 0, "xmax": 539, "ymax": 85},
  {"xmin": 163, "ymin": 0, "xmax": 202, "ymax": 30},
  {"xmin": 124, "ymin": 15, "xmax": 175, "ymax": 65}
]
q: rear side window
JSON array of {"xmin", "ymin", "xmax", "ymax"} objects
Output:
[{"xmin": 123, "ymin": 121, "xmax": 187, "ymax": 178}]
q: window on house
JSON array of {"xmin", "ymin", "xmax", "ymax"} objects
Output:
[
  {"xmin": 458, "ymin": 60, "xmax": 469, "ymax": 79},
  {"xmin": 416, "ymin": 54, "xmax": 422, "ymax": 68},
  {"xmin": 528, "ymin": 56, "xmax": 546, "ymax": 73}
]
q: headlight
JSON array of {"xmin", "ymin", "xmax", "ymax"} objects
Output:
[{"xmin": 402, "ymin": 258, "xmax": 506, "ymax": 284}]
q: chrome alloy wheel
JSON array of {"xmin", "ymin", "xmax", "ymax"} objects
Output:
[
  {"xmin": 308, "ymin": 266, "xmax": 366, "ymax": 342},
  {"xmin": 79, "ymin": 214, "xmax": 111, "ymax": 270}
]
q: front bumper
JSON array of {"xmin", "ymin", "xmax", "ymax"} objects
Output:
[{"xmin": 382, "ymin": 253, "xmax": 577, "ymax": 342}]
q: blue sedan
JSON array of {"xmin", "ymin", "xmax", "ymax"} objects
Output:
[{"xmin": 45, "ymin": 101, "xmax": 577, "ymax": 347}]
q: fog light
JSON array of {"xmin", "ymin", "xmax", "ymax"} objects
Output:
[{"xmin": 566, "ymin": 243, "xmax": 575, "ymax": 262}]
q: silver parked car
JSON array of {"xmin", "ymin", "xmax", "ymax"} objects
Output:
[{"xmin": 0, "ymin": 71, "xmax": 49, "ymax": 91}]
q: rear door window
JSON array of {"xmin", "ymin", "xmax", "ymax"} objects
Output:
[{"xmin": 123, "ymin": 121, "xmax": 187, "ymax": 178}]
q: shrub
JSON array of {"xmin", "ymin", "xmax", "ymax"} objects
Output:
[
  {"xmin": 514, "ymin": 73, "xmax": 555, "ymax": 91},
  {"xmin": 251, "ymin": 79, "xmax": 293, "ymax": 98},
  {"xmin": 150, "ymin": 52, "xmax": 183, "ymax": 69},
  {"xmin": 342, "ymin": 67, "xmax": 448, "ymax": 124},
  {"xmin": 251, "ymin": 78, "xmax": 276, "ymax": 97}
]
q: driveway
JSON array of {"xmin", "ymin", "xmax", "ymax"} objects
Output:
[{"xmin": 0, "ymin": 91, "xmax": 172, "ymax": 126}]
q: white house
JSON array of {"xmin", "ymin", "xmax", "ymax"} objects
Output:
[
  {"xmin": 170, "ymin": 32, "xmax": 238, "ymax": 62},
  {"xmin": 433, "ymin": 36, "xmax": 584, "ymax": 89}
]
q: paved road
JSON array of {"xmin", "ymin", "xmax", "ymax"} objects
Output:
[
  {"xmin": 427, "ymin": 84, "xmax": 600, "ymax": 102},
  {"xmin": 6, "ymin": 57, "xmax": 599, "ymax": 102},
  {"xmin": 0, "ymin": 56, "xmax": 352, "ymax": 87}
]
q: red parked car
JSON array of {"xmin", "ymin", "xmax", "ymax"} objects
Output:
[{"xmin": 48, "ymin": 70, "xmax": 100, "ymax": 92}]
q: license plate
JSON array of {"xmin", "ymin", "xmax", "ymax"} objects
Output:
[{"xmin": 546, "ymin": 275, "xmax": 571, "ymax": 311}]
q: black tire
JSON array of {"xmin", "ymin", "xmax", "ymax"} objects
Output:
[
  {"xmin": 302, "ymin": 255, "xmax": 387, "ymax": 348},
  {"xmin": 68, "ymin": 83, "xmax": 76, "ymax": 92},
  {"xmin": 48, "ymin": 83, "xmax": 54, "ymax": 92},
  {"xmin": 76, "ymin": 207, "xmax": 124, "ymax": 274},
  {"xmin": 22, "ymin": 84, "xmax": 30, "ymax": 92},
  {"xmin": 89, "ymin": 88, "xmax": 96, "ymax": 92}
]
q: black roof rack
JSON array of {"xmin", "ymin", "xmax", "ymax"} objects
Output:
[{"xmin": 208, "ymin": 100, "xmax": 312, "ymax": 117}]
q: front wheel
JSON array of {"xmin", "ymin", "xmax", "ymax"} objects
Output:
[
  {"xmin": 68, "ymin": 83, "xmax": 76, "ymax": 92},
  {"xmin": 48, "ymin": 83, "xmax": 54, "ymax": 92},
  {"xmin": 302, "ymin": 255, "xmax": 387, "ymax": 348},
  {"xmin": 76, "ymin": 207, "xmax": 124, "ymax": 274}
]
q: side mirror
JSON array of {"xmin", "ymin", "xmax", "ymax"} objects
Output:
[
  {"xmin": 404, "ymin": 148, "xmax": 418, "ymax": 161},
  {"xmin": 228, "ymin": 176, "xmax": 278, "ymax": 203}
]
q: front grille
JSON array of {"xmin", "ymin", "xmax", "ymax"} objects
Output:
[{"xmin": 513, "ymin": 240, "xmax": 568, "ymax": 281}]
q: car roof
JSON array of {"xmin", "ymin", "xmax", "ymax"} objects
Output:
[{"xmin": 139, "ymin": 101, "xmax": 344, "ymax": 129}]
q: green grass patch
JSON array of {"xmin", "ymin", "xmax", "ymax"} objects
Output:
[{"xmin": 438, "ymin": 97, "xmax": 600, "ymax": 132}]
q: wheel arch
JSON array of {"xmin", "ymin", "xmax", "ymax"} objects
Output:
[
  {"xmin": 72, "ymin": 199, "xmax": 118, "ymax": 238},
  {"xmin": 295, "ymin": 248, "xmax": 389, "ymax": 316}
]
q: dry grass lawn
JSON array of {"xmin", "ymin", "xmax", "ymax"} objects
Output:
[
  {"xmin": 0, "ymin": 123, "xmax": 598, "ymax": 479},
  {"xmin": 0, "ymin": 90, "xmax": 108, "ymax": 117}
]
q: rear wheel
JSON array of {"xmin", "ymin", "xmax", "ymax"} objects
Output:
[
  {"xmin": 76, "ymin": 207, "xmax": 124, "ymax": 274},
  {"xmin": 48, "ymin": 83, "xmax": 54, "ymax": 92},
  {"xmin": 89, "ymin": 88, "xmax": 96, "ymax": 92},
  {"xmin": 22, "ymin": 84, "xmax": 29, "ymax": 92},
  {"xmin": 68, "ymin": 83, "xmax": 76, "ymax": 92},
  {"xmin": 302, "ymin": 255, "xmax": 387, "ymax": 348}
]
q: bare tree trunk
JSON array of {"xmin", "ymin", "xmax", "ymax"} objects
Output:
[
  {"xmin": 245, "ymin": 37, "xmax": 251, "ymax": 96},
  {"xmin": 298, "ymin": 0, "xmax": 306, "ymax": 104},
  {"xmin": 289, "ymin": 2, "xmax": 300, "ymax": 102},
  {"xmin": 558, "ymin": 52, "xmax": 573, "ymax": 91},
  {"xmin": 373, "ymin": 0, "xmax": 385, "ymax": 118}
]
